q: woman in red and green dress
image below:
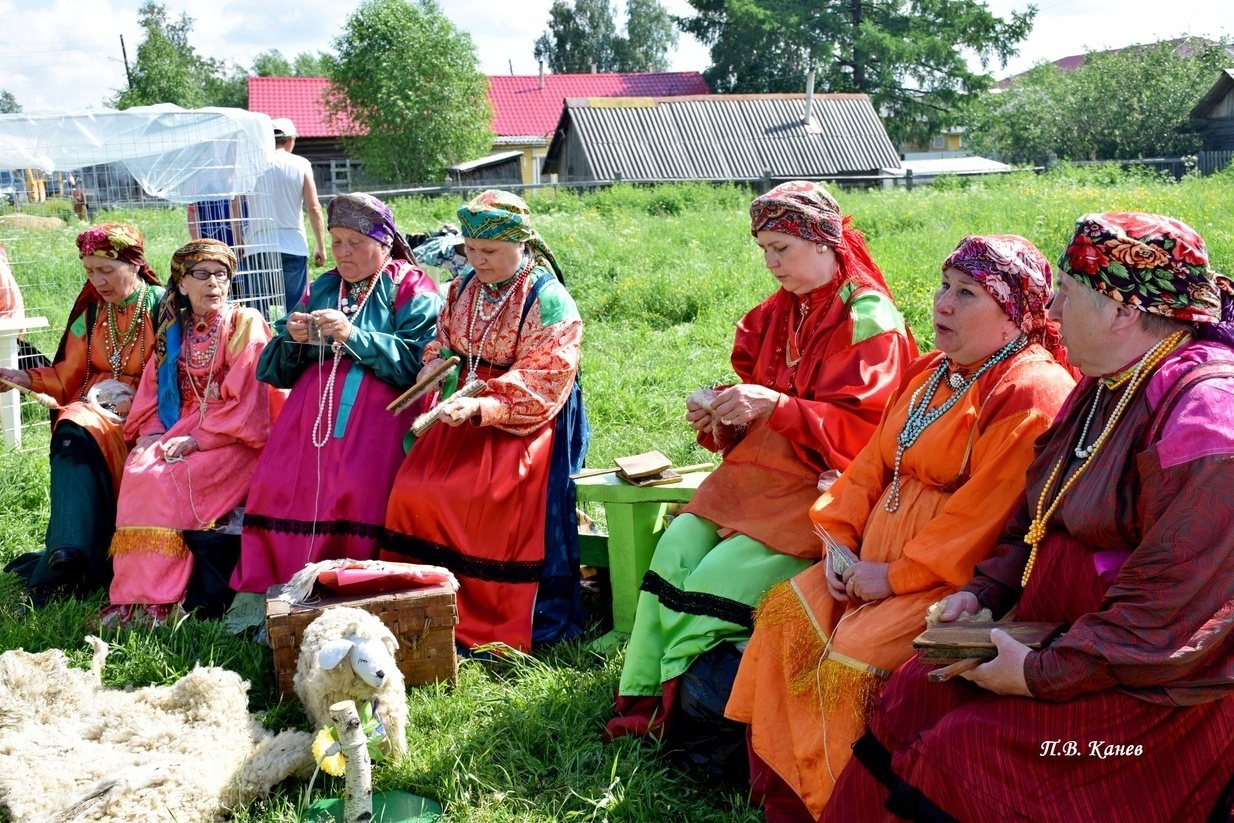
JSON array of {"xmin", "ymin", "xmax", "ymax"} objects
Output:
[
  {"xmin": 605, "ymin": 181, "xmax": 917, "ymax": 741},
  {"xmin": 1, "ymin": 223, "xmax": 163, "ymax": 604},
  {"xmin": 382, "ymin": 190, "xmax": 588, "ymax": 653}
]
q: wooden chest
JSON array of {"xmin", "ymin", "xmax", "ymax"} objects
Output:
[{"xmin": 265, "ymin": 583, "xmax": 459, "ymax": 699}]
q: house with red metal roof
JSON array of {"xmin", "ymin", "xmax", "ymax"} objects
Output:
[
  {"xmin": 248, "ymin": 71, "xmax": 709, "ymax": 189},
  {"xmin": 487, "ymin": 70, "xmax": 709, "ymax": 183}
]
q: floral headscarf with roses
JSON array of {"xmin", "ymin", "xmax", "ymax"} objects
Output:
[
  {"xmin": 1058, "ymin": 212, "xmax": 1234, "ymax": 344},
  {"xmin": 56, "ymin": 223, "xmax": 161, "ymax": 370},
  {"xmin": 944, "ymin": 234, "xmax": 1067, "ymax": 365}
]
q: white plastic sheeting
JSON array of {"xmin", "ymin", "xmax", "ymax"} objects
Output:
[{"xmin": 0, "ymin": 105, "xmax": 274, "ymax": 203}]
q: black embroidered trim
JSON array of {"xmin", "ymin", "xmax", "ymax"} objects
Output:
[
  {"xmin": 852, "ymin": 732, "xmax": 959, "ymax": 823},
  {"xmin": 382, "ymin": 530, "xmax": 543, "ymax": 583},
  {"xmin": 242, "ymin": 514, "xmax": 385, "ymax": 541},
  {"xmin": 640, "ymin": 570, "xmax": 754, "ymax": 629}
]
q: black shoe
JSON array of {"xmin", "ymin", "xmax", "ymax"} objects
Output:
[{"xmin": 47, "ymin": 547, "xmax": 87, "ymax": 573}]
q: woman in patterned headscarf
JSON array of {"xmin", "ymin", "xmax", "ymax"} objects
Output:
[
  {"xmin": 605, "ymin": 181, "xmax": 917, "ymax": 743},
  {"xmin": 228, "ymin": 193, "xmax": 441, "ymax": 613},
  {"xmin": 99, "ymin": 239, "xmax": 275, "ymax": 626},
  {"xmin": 382, "ymin": 189, "xmax": 589, "ymax": 652},
  {"xmin": 1, "ymin": 224, "xmax": 163, "ymax": 604},
  {"xmin": 726, "ymin": 234, "xmax": 1076, "ymax": 821}
]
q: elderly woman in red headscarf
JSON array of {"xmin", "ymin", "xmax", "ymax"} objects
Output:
[
  {"xmin": 102, "ymin": 239, "xmax": 275, "ymax": 626},
  {"xmin": 605, "ymin": 181, "xmax": 917, "ymax": 742},
  {"xmin": 726, "ymin": 235, "xmax": 1077, "ymax": 822},
  {"xmin": 0, "ymin": 224, "xmax": 163, "ymax": 604}
]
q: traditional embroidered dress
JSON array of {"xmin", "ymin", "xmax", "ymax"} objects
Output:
[
  {"xmin": 382, "ymin": 189, "xmax": 587, "ymax": 652},
  {"xmin": 8, "ymin": 224, "xmax": 162, "ymax": 595},
  {"xmin": 823, "ymin": 340, "xmax": 1234, "ymax": 823},
  {"xmin": 382, "ymin": 267, "xmax": 585, "ymax": 650},
  {"xmin": 606, "ymin": 181, "xmax": 915, "ymax": 741},
  {"xmin": 726, "ymin": 346, "xmax": 1074, "ymax": 818},
  {"xmin": 823, "ymin": 213, "xmax": 1234, "ymax": 823},
  {"xmin": 108, "ymin": 306, "xmax": 273, "ymax": 611},
  {"xmin": 230, "ymin": 258, "xmax": 440, "ymax": 593}
]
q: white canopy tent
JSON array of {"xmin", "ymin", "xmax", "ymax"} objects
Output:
[{"xmin": 0, "ymin": 105, "xmax": 274, "ymax": 202}]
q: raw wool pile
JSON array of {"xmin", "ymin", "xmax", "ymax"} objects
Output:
[{"xmin": 0, "ymin": 637, "xmax": 314, "ymax": 822}]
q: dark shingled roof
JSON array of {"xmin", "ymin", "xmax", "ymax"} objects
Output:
[{"xmin": 543, "ymin": 94, "xmax": 901, "ymax": 182}]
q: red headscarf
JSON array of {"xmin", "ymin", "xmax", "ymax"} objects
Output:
[
  {"xmin": 55, "ymin": 223, "xmax": 161, "ymax": 366},
  {"xmin": 750, "ymin": 180, "xmax": 893, "ymax": 301}
]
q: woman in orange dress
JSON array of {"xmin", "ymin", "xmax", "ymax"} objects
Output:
[
  {"xmin": 0, "ymin": 224, "xmax": 163, "ymax": 604},
  {"xmin": 726, "ymin": 235, "xmax": 1077, "ymax": 821}
]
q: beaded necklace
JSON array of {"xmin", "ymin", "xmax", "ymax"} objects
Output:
[
  {"xmin": 785, "ymin": 298, "xmax": 810, "ymax": 368},
  {"xmin": 339, "ymin": 264, "xmax": 383, "ymax": 315},
  {"xmin": 187, "ymin": 311, "xmax": 223, "ymax": 369},
  {"xmin": 1020, "ymin": 329, "xmax": 1188, "ymax": 587},
  {"xmin": 311, "ymin": 274, "xmax": 381, "ymax": 448},
  {"xmin": 463, "ymin": 255, "xmax": 533, "ymax": 383},
  {"xmin": 104, "ymin": 284, "xmax": 150, "ymax": 377},
  {"xmin": 185, "ymin": 308, "xmax": 227, "ymax": 425},
  {"xmin": 884, "ymin": 334, "xmax": 1027, "ymax": 513}
]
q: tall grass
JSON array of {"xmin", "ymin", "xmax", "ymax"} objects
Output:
[{"xmin": 0, "ymin": 168, "xmax": 1230, "ymax": 821}]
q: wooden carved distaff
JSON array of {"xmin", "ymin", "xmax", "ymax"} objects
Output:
[
  {"xmin": 386, "ymin": 355, "xmax": 461, "ymax": 414},
  {"xmin": 410, "ymin": 379, "xmax": 486, "ymax": 437}
]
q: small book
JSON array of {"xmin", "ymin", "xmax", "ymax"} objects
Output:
[
  {"xmin": 614, "ymin": 450, "xmax": 673, "ymax": 479},
  {"xmin": 912, "ymin": 622, "xmax": 1064, "ymax": 665}
]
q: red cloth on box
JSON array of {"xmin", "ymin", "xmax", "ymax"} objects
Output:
[{"xmin": 316, "ymin": 564, "xmax": 457, "ymax": 596}]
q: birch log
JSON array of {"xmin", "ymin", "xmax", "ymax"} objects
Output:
[{"xmin": 329, "ymin": 700, "xmax": 372, "ymax": 823}]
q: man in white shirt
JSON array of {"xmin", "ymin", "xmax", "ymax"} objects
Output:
[{"xmin": 240, "ymin": 117, "xmax": 326, "ymax": 315}]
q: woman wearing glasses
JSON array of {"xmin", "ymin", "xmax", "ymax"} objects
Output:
[{"xmin": 102, "ymin": 239, "xmax": 276, "ymax": 626}]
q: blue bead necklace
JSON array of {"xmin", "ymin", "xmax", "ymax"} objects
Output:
[{"xmin": 884, "ymin": 334, "xmax": 1026, "ymax": 513}]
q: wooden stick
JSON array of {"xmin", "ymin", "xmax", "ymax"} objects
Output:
[
  {"xmin": 570, "ymin": 466, "xmax": 619, "ymax": 479},
  {"xmin": 410, "ymin": 379, "xmax": 485, "ymax": 437},
  {"xmin": 0, "ymin": 377, "xmax": 60, "ymax": 409},
  {"xmin": 927, "ymin": 606, "xmax": 1020, "ymax": 683},
  {"xmin": 387, "ymin": 355, "xmax": 460, "ymax": 413},
  {"xmin": 927, "ymin": 657, "xmax": 983, "ymax": 683},
  {"xmin": 569, "ymin": 461, "xmax": 714, "ymax": 481}
]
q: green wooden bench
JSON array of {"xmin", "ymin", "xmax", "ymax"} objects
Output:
[{"xmin": 574, "ymin": 470, "xmax": 711, "ymax": 638}]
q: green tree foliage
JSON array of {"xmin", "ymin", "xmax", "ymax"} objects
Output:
[
  {"xmin": 326, "ymin": 0, "xmax": 493, "ymax": 184},
  {"xmin": 679, "ymin": 0, "xmax": 1033, "ymax": 143},
  {"xmin": 252, "ymin": 50, "xmax": 294, "ymax": 77},
  {"xmin": 534, "ymin": 0, "xmax": 678, "ymax": 73},
  {"xmin": 618, "ymin": 0, "xmax": 678, "ymax": 72},
  {"xmin": 967, "ymin": 39, "xmax": 1232, "ymax": 164},
  {"xmin": 0, "ymin": 90, "xmax": 20, "ymax": 114},
  {"xmin": 113, "ymin": 1, "xmax": 247, "ymax": 109},
  {"xmin": 292, "ymin": 51, "xmax": 328, "ymax": 77},
  {"xmin": 252, "ymin": 49, "xmax": 330, "ymax": 77}
]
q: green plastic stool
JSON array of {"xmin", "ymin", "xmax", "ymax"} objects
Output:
[{"xmin": 303, "ymin": 790, "xmax": 443, "ymax": 822}]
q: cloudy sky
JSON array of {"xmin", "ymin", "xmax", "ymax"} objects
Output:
[{"xmin": 1, "ymin": 0, "xmax": 1231, "ymax": 113}]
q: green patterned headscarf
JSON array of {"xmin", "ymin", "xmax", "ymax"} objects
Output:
[{"xmin": 457, "ymin": 190, "xmax": 563, "ymax": 283}]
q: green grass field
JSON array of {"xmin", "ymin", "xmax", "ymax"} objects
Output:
[{"xmin": 1, "ymin": 167, "xmax": 1231, "ymax": 821}]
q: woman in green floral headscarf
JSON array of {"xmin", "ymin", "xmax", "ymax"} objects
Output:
[{"xmin": 382, "ymin": 190, "xmax": 589, "ymax": 653}]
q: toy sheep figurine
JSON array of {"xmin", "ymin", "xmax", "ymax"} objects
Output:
[{"xmin": 293, "ymin": 607, "xmax": 408, "ymax": 758}]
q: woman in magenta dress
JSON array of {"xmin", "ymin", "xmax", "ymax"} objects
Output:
[{"xmin": 230, "ymin": 193, "xmax": 441, "ymax": 602}]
